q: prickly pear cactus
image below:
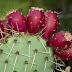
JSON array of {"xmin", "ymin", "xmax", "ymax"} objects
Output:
[
  {"xmin": 0, "ymin": 33, "xmax": 54, "ymax": 72},
  {"xmin": 0, "ymin": 7, "xmax": 67, "ymax": 72}
]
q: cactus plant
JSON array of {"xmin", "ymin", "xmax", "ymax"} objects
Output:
[
  {"xmin": 0, "ymin": 33, "xmax": 54, "ymax": 72},
  {"xmin": 0, "ymin": 7, "xmax": 71, "ymax": 72},
  {"xmin": 0, "ymin": 7, "xmax": 55, "ymax": 72}
]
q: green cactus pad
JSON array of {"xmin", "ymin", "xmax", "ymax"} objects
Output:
[{"xmin": 0, "ymin": 34, "xmax": 54, "ymax": 72}]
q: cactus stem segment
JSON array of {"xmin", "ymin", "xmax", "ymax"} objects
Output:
[{"xmin": 0, "ymin": 35, "xmax": 54, "ymax": 72}]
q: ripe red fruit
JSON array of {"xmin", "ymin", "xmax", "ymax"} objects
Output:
[
  {"xmin": 27, "ymin": 7, "xmax": 45, "ymax": 34},
  {"xmin": 1, "ymin": 20, "xmax": 10, "ymax": 34},
  {"xmin": 54, "ymin": 45, "xmax": 72, "ymax": 60},
  {"xmin": 0, "ymin": 20, "xmax": 4, "ymax": 38},
  {"xmin": 7, "ymin": 10, "xmax": 27, "ymax": 33},
  {"xmin": 42, "ymin": 11, "xmax": 59, "ymax": 39},
  {"xmin": 47, "ymin": 31, "xmax": 72, "ymax": 51}
]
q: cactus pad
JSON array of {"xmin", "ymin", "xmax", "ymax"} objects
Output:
[{"xmin": 0, "ymin": 34, "xmax": 54, "ymax": 72}]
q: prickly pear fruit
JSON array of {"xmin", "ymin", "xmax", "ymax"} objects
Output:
[
  {"xmin": 1, "ymin": 19, "xmax": 10, "ymax": 34},
  {"xmin": 47, "ymin": 31, "xmax": 72, "ymax": 51},
  {"xmin": 0, "ymin": 20, "xmax": 4, "ymax": 38},
  {"xmin": 42, "ymin": 11, "xmax": 59, "ymax": 39},
  {"xmin": 54, "ymin": 45, "xmax": 72, "ymax": 60},
  {"xmin": 0, "ymin": 34, "xmax": 54, "ymax": 72},
  {"xmin": 7, "ymin": 10, "xmax": 27, "ymax": 33},
  {"xmin": 27, "ymin": 7, "xmax": 45, "ymax": 34}
]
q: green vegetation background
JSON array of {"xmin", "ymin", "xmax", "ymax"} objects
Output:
[{"xmin": 0, "ymin": 0, "xmax": 72, "ymax": 72}]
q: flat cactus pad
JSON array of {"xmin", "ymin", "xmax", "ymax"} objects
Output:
[{"xmin": 0, "ymin": 34, "xmax": 54, "ymax": 72}]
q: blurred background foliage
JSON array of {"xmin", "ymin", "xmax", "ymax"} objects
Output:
[{"xmin": 0, "ymin": 0, "xmax": 72, "ymax": 72}]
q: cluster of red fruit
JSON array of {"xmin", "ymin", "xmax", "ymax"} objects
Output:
[{"xmin": 0, "ymin": 7, "xmax": 72, "ymax": 60}]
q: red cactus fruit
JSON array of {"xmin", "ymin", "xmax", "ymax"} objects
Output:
[
  {"xmin": 27, "ymin": 7, "xmax": 45, "ymax": 34},
  {"xmin": 7, "ymin": 10, "xmax": 27, "ymax": 33},
  {"xmin": 0, "ymin": 20, "xmax": 4, "ymax": 38},
  {"xmin": 42, "ymin": 11, "xmax": 59, "ymax": 39},
  {"xmin": 47, "ymin": 31, "xmax": 72, "ymax": 51},
  {"xmin": 1, "ymin": 20, "xmax": 10, "ymax": 34},
  {"xmin": 54, "ymin": 45, "xmax": 72, "ymax": 60}
]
